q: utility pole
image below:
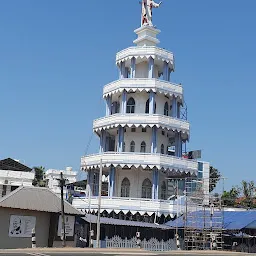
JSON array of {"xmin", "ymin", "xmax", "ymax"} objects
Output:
[
  {"xmin": 96, "ymin": 158, "xmax": 103, "ymax": 248},
  {"xmin": 60, "ymin": 172, "xmax": 66, "ymax": 247}
]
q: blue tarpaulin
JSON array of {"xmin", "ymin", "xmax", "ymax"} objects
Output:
[{"xmin": 165, "ymin": 210, "xmax": 256, "ymax": 230}]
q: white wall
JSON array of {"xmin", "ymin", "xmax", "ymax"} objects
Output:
[
  {"xmin": 114, "ymin": 128, "xmax": 172, "ymax": 154},
  {"xmin": 115, "ymin": 167, "xmax": 152, "ymax": 198},
  {"xmin": 114, "ymin": 167, "xmax": 167, "ymax": 199}
]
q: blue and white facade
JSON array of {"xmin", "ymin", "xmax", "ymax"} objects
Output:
[{"xmin": 73, "ymin": 24, "xmax": 209, "ymax": 219}]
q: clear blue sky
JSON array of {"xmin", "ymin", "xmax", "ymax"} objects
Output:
[{"xmin": 0, "ymin": 1, "xmax": 255, "ymax": 189}]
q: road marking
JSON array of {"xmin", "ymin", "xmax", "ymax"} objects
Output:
[
  {"xmin": 103, "ymin": 253, "xmax": 157, "ymax": 255},
  {"xmin": 26, "ymin": 253, "xmax": 51, "ymax": 256}
]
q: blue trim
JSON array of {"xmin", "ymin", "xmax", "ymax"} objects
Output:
[
  {"xmin": 131, "ymin": 57, "xmax": 136, "ymax": 78},
  {"xmin": 151, "ymin": 127, "xmax": 157, "ymax": 153},
  {"xmin": 121, "ymin": 90, "xmax": 127, "ymax": 114},
  {"xmin": 172, "ymin": 97, "xmax": 177, "ymax": 118},
  {"xmin": 148, "ymin": 57, "xmax": 154, "ymax": 78},
  {"xmin": 118, "ymin": 127, "xmax": 124, "ymax": 152},
  {"xmin": 149, "ymin": 91, "xmax": 155, "ymax": 114},
  {"xmin": 108, "ymin": 166, "xmax": 115, "ymax": 198}
]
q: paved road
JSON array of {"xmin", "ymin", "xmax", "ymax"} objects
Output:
[{"xmin": 0, "ymin": 252, "xmax": 249, "ymax": 256}]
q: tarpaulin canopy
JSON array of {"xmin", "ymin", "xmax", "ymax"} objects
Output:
[{"xmin": 165, "ymin": 210, "xmax": 256, "ymax": 231}]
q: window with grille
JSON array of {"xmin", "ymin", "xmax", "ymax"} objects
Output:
[
  {"xmin": 140, "ymin": 141, "xmax": 146, "ymax": 153},
  {"xmin": 142, "ymin": 178, "xmax": 152, "ymax": 199},
  {"xmin": 127, "ymin": 97, "xmax": 135, "ymax": 113},
  {"xmin": 130, "ymin": 141, "xmax": 135, "ymax": 152},
  {"xmin": 121, "ymin": 178, "xmax": 130, "ymax": 197}
]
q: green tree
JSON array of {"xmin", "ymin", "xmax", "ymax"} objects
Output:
[
  {"xmin": 32, "ymin": 166, "xmax": 46, "ymax": 187},
  {"xmin": 221, "ymin": 186, "xmax": 240, "ymax": 207},
  {"xmin": 209, "ymin": 166, "xmax": 221, "ymax": 193},
  {"xmin": 239, "ymin": 180, "xmax": 255, "ymax": 208}
]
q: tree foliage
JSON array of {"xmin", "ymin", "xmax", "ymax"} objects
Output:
[
  {"xmin": 221, "ymin": 180, "xmax": 256, "ymax": 208},
  {"xmin": 32, "ymin": 166, "xmax": 46, "ymax": 187},
  {"xmin": 209, "ymin": 166, "xmax": 221, "ymax": 193}
]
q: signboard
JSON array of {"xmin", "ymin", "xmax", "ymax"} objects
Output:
[
  {"xmin": 188, "ymin": 150, "xmax": 202, "ymax": 159},
  {"xmin": 9, "ymin": 215, "xmax": 36, "ymax": 238},
  {"xmin": 57, "ymin": 215, "xmax": 75, "ymax": 237}
]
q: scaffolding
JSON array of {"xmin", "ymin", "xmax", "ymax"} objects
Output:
[{"xmin": 184, "ymin": 177, "xmax": 224, "ymax": 250}]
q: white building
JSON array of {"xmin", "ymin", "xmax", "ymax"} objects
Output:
[
  {"xmin": 0, "ymin": 158, "xmax": 34, "ymax": 198},
  {"xmin": 73, "ymin": 7, "xmax": 210, "ymax": 221},
  {"xmin": 45, "ymin": 167, "xmax": 77, "ymax": 197}
]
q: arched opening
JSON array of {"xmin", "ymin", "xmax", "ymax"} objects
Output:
[
  {"xmin": 142, "ymin": 178, "xmax": 152, "ymax": 199},
  {"xmin": 140, "ymin": 141, "xmax": 146, "ymax": 153},
  {"xmin": 161, "ymin": 181, "xmax": 167, "ymax": 200},
  {"xmin": 127, "ymin": 97, "xmax": 135, "ymax": 113},
  {"xmin": 164, "ymin": 102, "xmax": 169, "ymax": 116},
  {"xmin": 130, "ymin": 141, "xmax": 135, "ymax": 152},
  {"xmin": 121, "ymin": 178, "xmax": 130, "ymax": 197},
  {"xmin": 161, "ymin": 144, "xmax": 165, "ymax": 154}
]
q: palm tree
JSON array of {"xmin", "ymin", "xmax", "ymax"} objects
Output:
[{"xmin": 32, "ymin": 166, "xmax": 46, "ymax": 187}]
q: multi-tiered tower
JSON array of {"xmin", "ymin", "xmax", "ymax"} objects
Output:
[{"xmin": 74, "ymin": 4, "xmax": 209, "ymax": 222}]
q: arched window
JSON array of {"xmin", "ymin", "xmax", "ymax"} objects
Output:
[
  {"xmin": 145, "ymin": 99, "xmax": 156, "ymax": 114},
  {"xmin": 127, "ymin": 97, "xmax": 135, "ymax": 113},
  {"xmin": 121, "ymin": 178, "xmax": 130, "ymax": 197},
  {"xmin": 161, "ymin": 144, "xmax": 165, "ymax": 154},
  {"xmin": 160, "ymin": 181, "xmax": 167, "ymax": 200},
  {"xmin": 140, "ymin": 141, "xmax": 146, "ymax": 153},
  {"xmin": 164, "ymin": 102, "xmax": 169, "ymax": 116},
  {"xmin": 142, "ymin": 178, "xmax": 152, "ymax": 199},
  {"xmin": 130, "ymin": 141, "xmax": 135, "ymax": 152}
]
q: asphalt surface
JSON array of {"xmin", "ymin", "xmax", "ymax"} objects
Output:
[{"xmin": 0, "ymin": 251, "xmax": 249, "ymax": 256}]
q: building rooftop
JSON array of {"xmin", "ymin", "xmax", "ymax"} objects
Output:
[
  {"xmin": 0, "ymin": 158, "xmax": 32, "ymax": 172},
  {"xmin": 0, "ymin": 186, "xmax": 83, "ymax": 216}
]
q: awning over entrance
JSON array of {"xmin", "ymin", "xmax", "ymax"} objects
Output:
[{"xmin": 82, "ymin": 214, "xmax": 171, "ymax": 230}]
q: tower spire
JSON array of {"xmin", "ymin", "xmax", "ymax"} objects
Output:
[{"xmin": 140, "ymin": 0, "xmax": 162, "ymax": 27}]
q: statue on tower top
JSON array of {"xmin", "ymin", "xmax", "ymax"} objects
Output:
[{"xmin": 141, "ymin": 0, "xmax": 162, "ymax": 27}]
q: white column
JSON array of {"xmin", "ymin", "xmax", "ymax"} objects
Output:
[
  {"xmin": 108, "ymin": 167, "xmax": 115, "ymax": 198},
  {"xmin": 0, "ymin": 185, "xmax": 3, "ymax": 197}
]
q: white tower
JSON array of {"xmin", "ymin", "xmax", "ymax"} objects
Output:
[{"xmin": 74, "ymin": 5, "xmax": 208, "ymax": 220}]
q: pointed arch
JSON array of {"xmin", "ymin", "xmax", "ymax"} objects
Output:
[
  {"xmin": 127, "ymin": 97, "xmax": 135, "ymax": 113},
  {"xmin": 142, "ymin": 178, "xmax": 152, "ymax": 199},
  {"xmin": 140, "ymin": 141, "xmax": 146, "ymax": 153},
  {"xmin": 130, "ymin": 141, "xmax": 135, "ymax": 152},
  {"xmin": 121, "ymin": 177, "xmax": 130, "ymax": 197}
]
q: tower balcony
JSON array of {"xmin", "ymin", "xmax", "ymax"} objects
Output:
[
  {"xmin": 103, "ymin": 78, "xmax": 183, "ymax": 101},
  {"xmin": 81, "ymin": 152, "xmax": 198, "ymax": 174},
  {"xmin": 72, "ymin": 196, "xmax": 183, "ymax": 218},
  {"xmin": 93, "ymin": 114, "xmax": 190, "ymax": 136},
  {"xmin": 116, "ymin": 46, "xmax": 174, "ymax": 71}
]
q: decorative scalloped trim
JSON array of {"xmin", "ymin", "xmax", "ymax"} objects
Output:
[
  {"xmin": 103, "ymin": 87, "xmax": 183, "ymax": 101},
  {"xmin": 93, "ymin": 123, "xmax": 189, "ymax": 136},
  {"xmin": 82, "ymin": 163, "xmax": 197, "ymax": 175},
  {"xmin": 116, "ymin": 55, "xmax": 174, "ymax": 69}
]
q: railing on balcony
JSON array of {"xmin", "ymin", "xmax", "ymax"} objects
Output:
[
  {"xmin": 93, "ymin": 114, "xmax": 189, "ymax": 134},
  {"xmin": 72, "ymin": 195, "xmax": 185, "ymax": 216},
  {"xmin": 103, "ymin": 78, "xmax": 183, "ymax": 98},
  {"xmin": 81, "ymin": 152, "xmax": 198, "ymax": 172}
]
